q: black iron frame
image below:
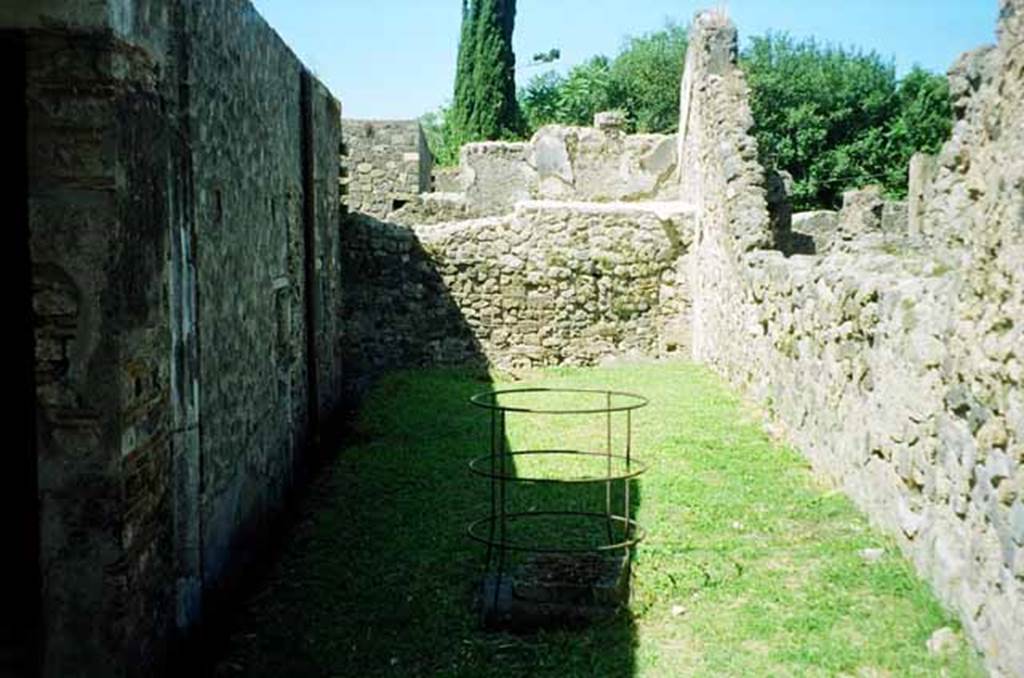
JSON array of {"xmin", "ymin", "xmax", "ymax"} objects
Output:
[{"xmin": 467, "ymin": 387, "xmax": 648, "ymax": 612}]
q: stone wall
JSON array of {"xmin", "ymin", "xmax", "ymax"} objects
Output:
[
  {"xmin": 13, "ymin": 1, "xmax": 341, "ymax": 674},
  {"xmin": 24, "ymin": 10, "xmax": 177, "ymax": 674},
  {"xmin": 787, "ymin": 187, "xmax": 912, "ymax": 255},
  {"xmin": 343, "ymin": 114, "xmax": 679, "ymax": 224},
  {"xmin": 341, "ymin": 118, "xmax": 433, "ymax": 217},
  {"xmin": 681, "ymin": 6, "xmax": 1023, "ymax": 676},
  {"xmin": 341, "ymin": 200, "xmax": 694, "ymax": 389},
  {"xmin": 459, "ymin": 123, "xmax": 679, "ymax": 216}
]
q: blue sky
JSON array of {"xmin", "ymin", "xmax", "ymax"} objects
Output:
[{"xmin": 251, "ymin": 0, "xmax": 999, "ymax": 120}]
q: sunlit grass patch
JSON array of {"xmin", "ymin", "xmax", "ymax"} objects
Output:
[{"xmin": 215, "ymin": 362, "xmax": 983, "ymax": 677}]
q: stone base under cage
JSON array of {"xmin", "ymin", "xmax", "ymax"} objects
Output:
[{"xmin": 480, "ymin": 553, "xmax": 630, "ymax": 631}]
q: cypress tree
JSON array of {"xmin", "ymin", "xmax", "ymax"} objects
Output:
[
  {"xmin": 452, "ymin": 0, "xmax": 522, "ymax": 143},
  {"xmin": 452, "ymin": 0, "xmax": 478, "ymax": 140}
]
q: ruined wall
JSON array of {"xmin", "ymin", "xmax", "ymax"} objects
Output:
[
  {"xmin": 459, "ymin": 124, "xmax": 679, "ymax": 216},
  {"xmin": 682, "ymin": 6, "xmax": 1024, "ymax": 675},
  {"xmin": 786, "ymin": 187, "xmax": 912, "ymax": 255},
  {"xmin": 345, "ymin": 115, "xmax": 679, "ymax": 224},
  {"xmin": 15, "ymin": 0, "xmax": 341, "ymax": 674},
  {"xmin": 341, "ymin": 119, "xmax": 432, "ymax": 217},
  {"xmin": 341, "ymin": 200, "xmax": 693, "ymax": 388}
]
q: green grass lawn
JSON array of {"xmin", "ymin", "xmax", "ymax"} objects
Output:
[{"xmin": 213, "ymin": 362, "xmax": 983, "ymax": 677}]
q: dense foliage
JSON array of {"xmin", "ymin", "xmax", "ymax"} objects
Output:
[
  {"xmin": 450, "ymin": 0, "xmax": 523, "ymax": 147},
  {"xmin": 520, "ymin": 23, "xmax": 688, "ymax": 133},
  {"xmin": 421, "ymin": 106, "xmax": 462, "ymax": 167},
  {"xmin": 743, "ymin": 35, "xmax": 952, "ymax": 210},
  {"xmin": 427, "ymin": 20, "xmax": 953, "ymax": 211}
]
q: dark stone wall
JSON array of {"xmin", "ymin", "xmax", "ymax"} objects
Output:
[
  {"xmin": 2, "ymin": 27, "xmax": 39, "ymax": 678},
  {"xmin": 186, "ymin": 0, "xmax": 311, "ymax": 603},
  {"xmin": 310, "ymin": 79, "xmax": 344, "ymax": 424},
  {"xmin": 26, "ymin": 26, "xmax": 175, "ymax": 676},
  {"xmin": 340, "ymin": 214, "xmax": 485, "ymax": 400},
  {"xmin": 12, "ymin": 1, "xmax": 342, "ymax": 674}
]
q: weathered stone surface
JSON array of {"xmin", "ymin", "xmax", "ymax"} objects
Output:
[
  {"xmin": 341, "ymin": 200, "xmax": 694, "ymax": 387},
  {"xmin": 908, "ymin": 152, "xmax": 938, "ymax": 237},
  {"xmin": 460, "ymin": 140, "xmax": 537, "ymax": 214},
  {"xmin": 456, "ymin": 125, "xmax": 679, "ymax": 215},
  {"xmin": 881, "ymin": 200, "xmax": 909, "ymax": 235},
  {"xmin": 680, "ymin": 5, "xmax": 1024, "ymax": 675},
  {"xmin": 431, "ymin": 165, "xmax": 462, "ymax": 192},
  {"xmin": 341, "ymin": 119, "xmax": 433, "ymax": 218},
  {"xmin": 387, "ymin": 192, "xmax": 479, "ymax": 226},
  {"xmin": 791, "ymin": 210, "xmax": 839, "ymax": 252}
]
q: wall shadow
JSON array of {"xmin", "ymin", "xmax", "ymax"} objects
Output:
[
  {"xmin": 3, "ymin": 28, "xmax": 40, "ymax": 677},
  {"xmin": 338, "ymin": 212, "xmax": 489, "ymax": 404},
  {"xmin": 205, "ymin": 212, "xmax": 640, "ymax": 677}
]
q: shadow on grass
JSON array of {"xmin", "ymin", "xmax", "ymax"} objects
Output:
[
  {"xmin": 211, "ymin": 369, "xmax": 640, "ymax": 677},
  {"xmin": 210, "ymin": 359, "xmax": 986, "ymax": 676},
  {"xmin": 211, "ymin": 211, "xmax": 639, "ymax": 677}
]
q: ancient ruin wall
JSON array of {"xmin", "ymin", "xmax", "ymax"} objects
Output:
[
  {"xmin": 342, "ymin": 116, "xmax": 681, "ymax": 227},
  {"xmin": 341, "ymin": 119, "xmax": 433, "ymax": 218},
  {"xmin": 341, "ymin": 200, "xmax": 693, "ymax": 388},
  {"xmin": 187, "ymin": 0, "xmax": 343, "ymax": 615},
  {"xmin": 682, "ymin": 6, "xmax": 1023, "ymax": 675},
  {"xmin": 17, "ymin": 0, "xmax": 341, "ymax": 673},
  {"xmin": 26, "ymin": 18, "xmax": 174, "ymax": 676},
  {"xmin": 459, "ymin": 125, "xmax": 680, "ymax": 216}
]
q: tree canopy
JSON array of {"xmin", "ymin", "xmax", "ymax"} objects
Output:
[
  {"xmin": 451, "ymin": 0, "xmax": 522, "ymax": 145},
  {"xmin": 520, "ymin": 23, "xmax": 688, "ymax": 134},
  {"xmin": 742, "ymin": 34, "xmax": 951, "ymax": 210},
  {"xmin": 426, "ymin": 17, "xmax": 953, "ymax": 211}
]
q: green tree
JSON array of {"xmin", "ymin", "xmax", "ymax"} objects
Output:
[
  {"xmin": 451, "ymin": 0, "xmax": 523, "ymax": 143},
  {"xmin": 741, "ymin": 34, "xmax": 951, "ymax": 210},
  {"xmin": 888, "ymin": 66, "xmax": 952, "ymax": 157},
  {"xmin": 557, "ymin": 56, "xmax": 624, "ymax": 126},
  {"xmin": 611, "ymin": 22, "xmax": 688, "ymax": 132},
  {"xmin": 520, "ymin": 70, "xmax": 565, "ymax": 131},
  {"xmin": 420, "ymin": 106, "xmax": 462, "ymax": 167},
  {"xmin": 519, "ymin": 23, "xmax": 685, "ymax": 135}
]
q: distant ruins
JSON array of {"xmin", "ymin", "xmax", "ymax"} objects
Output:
[
  {"xmin": 10, "ymin": 0, "xmax": 1023, "ymax": 676},
  {"xmin": 344, "ymin": 5, "xmax": 1022, "ymax": 675}
]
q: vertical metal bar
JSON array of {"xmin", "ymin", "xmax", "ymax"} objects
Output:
[
  {"xmin": 624, "ymin": 409, "xmax": 632, "ymax": 543},
  {"xmin": 485, "ymin": 405, "xmax": 496, "ymax": 571},
  {"xmin": 605, "ymin": 391, "xmax": 613, "ymax": 544},
  {"xmin": 626, "ymin": 409, "xmax": 632, "ymax": 466},
  {"xmin": 494, "ymin": 408, "xmax": 507, "ymax": 610}
]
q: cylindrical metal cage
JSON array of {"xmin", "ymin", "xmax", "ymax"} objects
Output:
[{"xmin": 468, "ymin": 387, "xmax": 648, "ymax": 615}]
